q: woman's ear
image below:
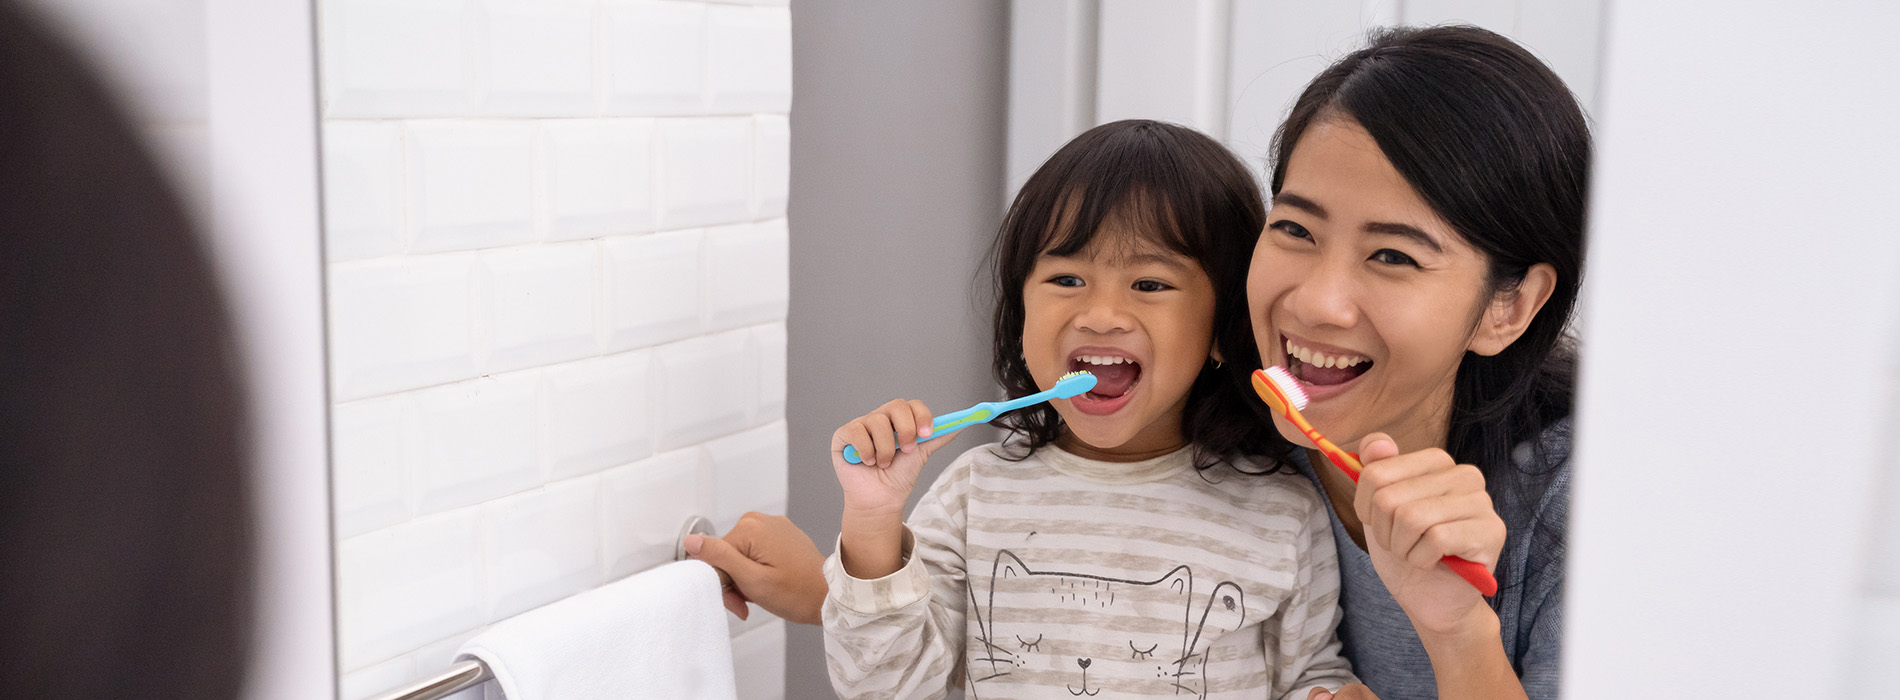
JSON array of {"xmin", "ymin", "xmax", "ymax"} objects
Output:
[{"xmin": 1469, "ymin": 263, "xmax": 1557, "ymax": 356}]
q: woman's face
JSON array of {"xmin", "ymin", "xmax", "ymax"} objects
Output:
[{"xmin": 1247, "ymin": 118, "xmax": 1501, "ymax": 453}]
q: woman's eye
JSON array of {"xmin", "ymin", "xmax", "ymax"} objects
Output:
[
  {"xmin": 1049, "ymin": 274, "xmax": 1084, "ymax": 288},
  {"xmin": 1270, "ymin": 220, "xmax": 1312, "ymax": 241},
  {"xmin": 1132, "ymin": 279, "xmax": 1171, "ymax": 293},
  {"xmin": 1369, "ymin": 249, "xmax": 1420, "ymax": 267}
]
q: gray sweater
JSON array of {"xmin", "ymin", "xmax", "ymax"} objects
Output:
[{"xmin": 1288, "ymin": 418, "xmax": 1570, "ymax": 700}]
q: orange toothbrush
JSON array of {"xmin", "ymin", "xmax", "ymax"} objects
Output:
[{"xmin": 1253, "ymin": 366, "xmax": 1499, "ymax": 597}]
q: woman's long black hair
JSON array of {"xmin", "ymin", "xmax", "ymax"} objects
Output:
[
  {"xmin": 989, "ymin": 119, "xmax": 1285, "ymax": 468},
  {"xmin": 1268, "ymin": 25, "xmax": 1590, "ymax": 476}
]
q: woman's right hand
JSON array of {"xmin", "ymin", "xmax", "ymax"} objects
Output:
[{"xmin": 683, "ymin": 512, "xmax": 826, "ymax": 625}]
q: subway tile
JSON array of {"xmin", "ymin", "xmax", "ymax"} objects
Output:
[
  {"xmin": 652, "ymin": 329, "xmax": 753, "ymax": 450},
  {"xmin": 753, "ymin": 114, "xmax": 789, "ymax": 219},
  {"xmin": 730, "ymin": 619, "xmax": 787, "ymax": 700},
  {"xmin": 704, "ymin": 220, "xmax": 788, "ymax": 331},
  {"xmin": 411, "ymin": 374, "xmax": 541, "ymax": 515},
  {"xmin": 339, "ymin": 654, "xmax": 416, "ymax": 700},
  {"xmin": 603, "ymin": 229, "xmax": 704, "ymax": 350},
  {"xmin": 603, "ymin": 0, "xmax": 707, "ymax": 115},
  {"xmin": 475, "ymin": 242, "xmax": 601, "ymax": 373},
  {"xmin": 336, "ymin": 510, "xmax": 484, "ymax": 670},
  {"xmin": 706, "ymin": 5, "xmax": 791, "ymax": 115},
  {"xmin": 655, "ymin": 117, "xmax": 753, "ymax": 229},
  {"xmin": 701, "ymin": 421, "xmax": 787, "ymax": 531},
  {"xmin": 478, "ymin": 0, "xmax": 598, "ymax": 117},
  {"xmin": 332, "ymin": 395, "xmax": 414, "ymax": 539},
  {"xmin": 481, "ymin": 478, "xmax": 602, "ymax": 621},
  {"xmin": 541, "ymin": 119, "xmax": 656, "ymax": 241},
  {"xmin": 412, "ymin": 628, "xmax": 483, "ymax": 677},
  {"xmin": 598, "ymin": 449, "xmax": 706, "ymax": 580},
  {"xmin": 405, "ymin": 121, "xmax": 536, "ymax": 254},
  {"xmin": 322, "ymin": 122, "xmax": 406, "ymax": 261},
  {"xmin": 322, "ymin": 0, "xmax": 475, "ymax": 117},
  {"xmin": 543, "ymin": 351, "xmax": 654, "ymax": 480},
  {"xmin": 750, "ymin": 322, "xmax": 786, "ymax": 424},
  {"xmin": 328, "ymin": 255, "xmax": 477, "ymax": 401}
]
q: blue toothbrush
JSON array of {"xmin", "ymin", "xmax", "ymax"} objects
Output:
[{"xmin": 842, "ymin": 370, "xmax": 1098, "ymax": 465}]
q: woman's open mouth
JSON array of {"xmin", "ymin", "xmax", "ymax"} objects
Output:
[
  {"xmin": 1067, "ymin": 351, "xmax": 1141, "ymax": 415},
  {"xmin": 1283, "ymin": 337, "xmax": 1373, "ymax": 395}
]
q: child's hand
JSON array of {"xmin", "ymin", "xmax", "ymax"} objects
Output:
[
  {"xmin": 830, "ymin": 399, "xmax": 965, "ymax": 580},
  {"xmin": 830, "ymin": 399, "xmax": 960, "ymax": 519}
]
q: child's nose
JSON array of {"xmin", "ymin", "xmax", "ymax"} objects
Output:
[{"xmin": 1074, "ymin": 291, "xmax": 1134, "ymax": 334}]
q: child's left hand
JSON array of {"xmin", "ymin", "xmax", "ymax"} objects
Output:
[{"xmin": 1351, "ymin": 433, "xmax": 1506, "ymax": 639}]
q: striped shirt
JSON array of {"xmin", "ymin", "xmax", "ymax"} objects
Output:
[{"xmin": 822, "ymin": 441, "xmax": 1356, "ymax": 700}]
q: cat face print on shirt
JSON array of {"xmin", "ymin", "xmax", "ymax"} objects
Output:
[{"xmin": 966, "ymin": 550, "xmax": 1247, "ymax": 699}]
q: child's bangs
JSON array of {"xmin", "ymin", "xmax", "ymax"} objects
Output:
[{"xmin": 1036, "ymin": 185, "xmax": 1200, "ymax": 266}]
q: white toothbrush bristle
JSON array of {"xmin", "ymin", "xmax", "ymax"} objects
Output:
[{"xmin": 1263, "ymin": 365, "xmax": 1310, "ymax": 411}]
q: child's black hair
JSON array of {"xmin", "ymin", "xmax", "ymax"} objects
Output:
[{"xmin": 988, "ymin": 119, "xmax": 1286, "ymax": 470}]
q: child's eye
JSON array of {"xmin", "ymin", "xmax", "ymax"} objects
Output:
[
  {"xmin": 1131, "ymin": 279, "xmax": 1172, "ymax": 293},
  {"xmin": 1048, "ymin": 274, "xmax": 1084, "ymax": 288},
  {"xmin": 1270, "ymin": 220, "xmax": 1312, "ymax": 241},
  {"xmin": 1369, "ymin": 249, "xmax": 1420, "ymax": 268}
]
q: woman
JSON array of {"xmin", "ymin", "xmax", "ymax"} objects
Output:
[{"xmin": 689, "ymin": 25, "xmax": 1584, "ymax": 700}]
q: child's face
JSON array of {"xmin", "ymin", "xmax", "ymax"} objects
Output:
[
  {"xmin": 1247, "ymin": 118, "xmax": 1498, "ymax": 454},
  {"xmin": 1021, "ymin": 228, "xmax": 1217, "ymax": 461}
]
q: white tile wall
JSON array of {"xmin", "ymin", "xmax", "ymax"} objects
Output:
[
  {"xmin": 410, "ymin": 374, "xmax": 541, "ymax": 515},
  {"xmin": 481, "ymin": 478, "xmax": 603, "ymax": 620},
  {"xmin": 541, "ymin": 118, "xmax": 657, "ymax": 240},
  {"xmin": 321, "ymin": 121, "xmax": 406, "ymax": 261},
  {"xmin": 337, "ymin": 510, "xmax": 485, "ymax": 670},
  {"xmin": 754, "ymin": 114, "xmax": 790, "ymax": 218},
  {"xmin": 479, "ymin": 0, "xmax": 598, "ymax": 116},
  {"xmin": 652, "ymin": 329, "xmax": 755, "ymax": 450},
  {"xmin": 332, "ymin": 394, "xmax": 414, "ymax": 539},
  {"xmin": 405, "ymin": 121, "xmax": 537, "ymax": 254},
  {"xmin": 602, "ymin": 0, "xmax": 708, "ymax": 115},
  {"xmin": 604, "ymin": 229, "xmax": 705, "ymax": 350},
  {"xmin": 320, "ymin": 1, "xmax": 790, "ymax": 696},
  {"xmin": 599, "ymin": 449, "xmax": 708, "ymax": 579},
  {"xmin": 702, "ymin": 421, "xmax": 788, "ymax": 531},
  {"xmin": 543, "ymin": 351, "xmax": 654, "ymax": 480},
  {"xmin": 705, "ymin": 220, "xmax": 789, "ymax": 332},
  {"xmin": 730, "ymin": 620, "xmax": 789, "ymax": 700},
  {"xmin": 328, "ymin": 255, "xmax": 478, "ymax": 401},
  {"xmin": 656, "ymin": 116, "xmax": 755, "ymax": 228},
  {"xmin": 475, "ymin": 242, "xmax": 601, "ymax": 372},
  {"xmin": 706, "ymin": 5, "xmax": 792, "ymax": 114}
]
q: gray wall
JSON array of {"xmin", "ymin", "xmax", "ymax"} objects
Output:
[{"xmin": 786, "ymin": 2, "xmax": 1009, "ymax": 698}]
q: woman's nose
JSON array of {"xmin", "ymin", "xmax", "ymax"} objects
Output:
[{"xmin": 1281, "ymin": 266, "xmax": 1359, "ymax": 330}]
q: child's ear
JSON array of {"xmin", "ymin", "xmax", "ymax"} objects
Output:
[{"xmin": 1468, "ymin": 263, "xmax": 1557, "ymax": 357}]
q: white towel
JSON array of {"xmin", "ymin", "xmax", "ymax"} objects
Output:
[{"xmin": 457, "ymin": 560, "xmax": 738, "ymax": 700}]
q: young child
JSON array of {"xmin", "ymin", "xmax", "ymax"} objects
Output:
[{"xmin": 823, "ymin": 120, "xmax": 1355, "ymax": 700}]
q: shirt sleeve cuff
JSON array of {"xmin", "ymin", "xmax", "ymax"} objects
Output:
[{"xmin": 823, "ymin": 527, "xmax": 931, "ymax": 615}]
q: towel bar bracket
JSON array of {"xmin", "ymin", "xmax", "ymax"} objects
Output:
[{"xmin": 675, "ymin": 514, "xmax": 717, "ymax": 562}]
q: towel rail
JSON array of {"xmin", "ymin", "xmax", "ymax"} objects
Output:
[
  {"xmin": 364, "ymin": 516, "xmax": 719, "ymax": 700},
  {"xmin": 367, "ymin": 660, "xmax": 489, "ymax": 700}
]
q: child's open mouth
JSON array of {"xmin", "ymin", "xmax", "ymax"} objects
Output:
[
  {"xmin": 1068, "ymin": 352, "xmax": 1141, "ymax": 415},
  {"xmin": 1284, "ymin": 337, "xmax": 1373, "ymax": 389}
]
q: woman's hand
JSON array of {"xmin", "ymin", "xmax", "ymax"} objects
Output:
[
  {"xmin": 1352, "ymin": 432, "xmax": 1506, "ymax": 640},
  {"xmin": 683, "ymin": 512, "xmax": 826, "ymax": 625},
  {"xmin": 831, "ymin": 399, "xmax": 963, "ymax": 578}
]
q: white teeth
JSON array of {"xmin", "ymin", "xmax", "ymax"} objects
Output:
[
  {"xmin": 1077, "ymin": 355, "xmax": 1131, "ymax": 366},
  {"xmin": 1284, "ymin": 339, "xmax": 1369, "ymax": 370}
]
